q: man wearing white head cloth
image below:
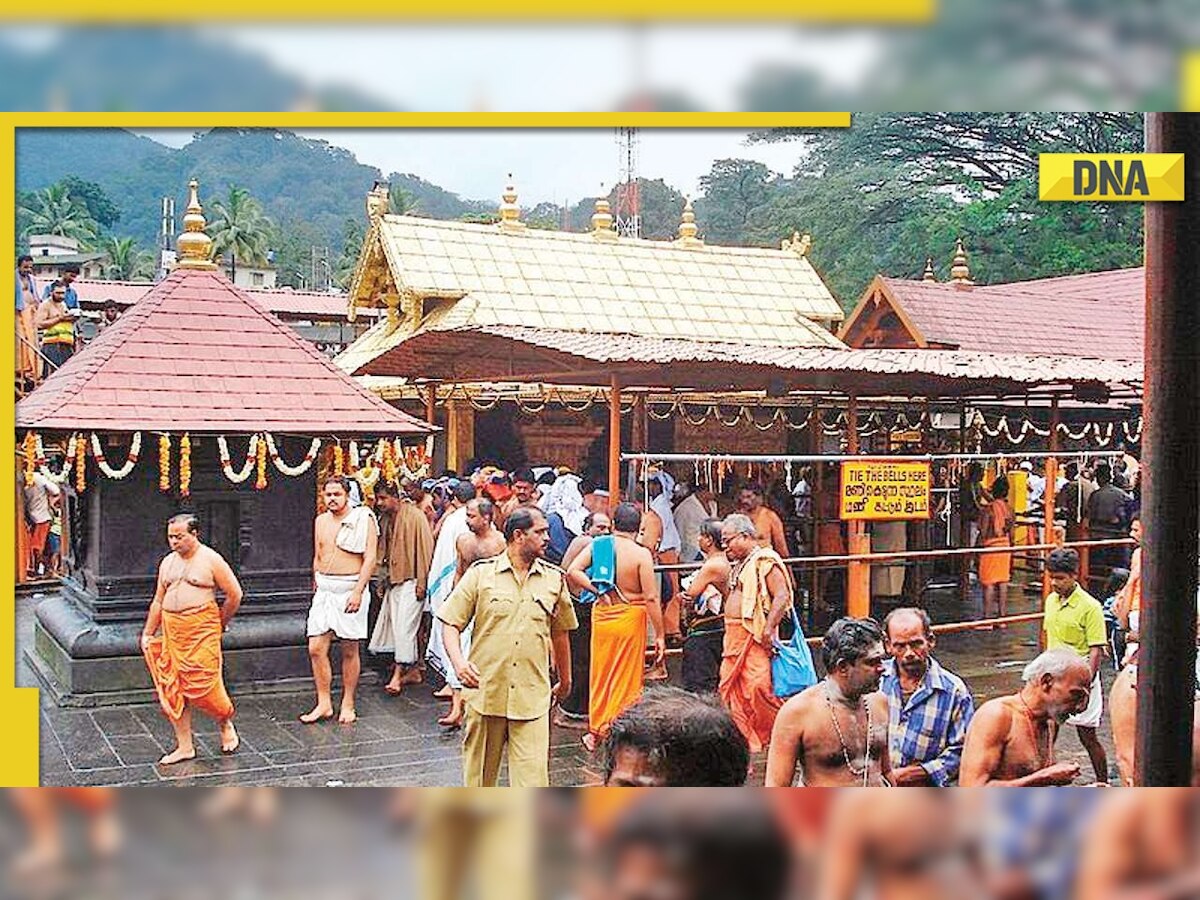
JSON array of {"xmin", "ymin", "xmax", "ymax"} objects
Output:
[{"xmin": 642, "ymin": 468, "xmax": 684, "ymax": 658}]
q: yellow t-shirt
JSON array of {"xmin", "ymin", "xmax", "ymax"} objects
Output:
[{"xmin": 1043, "ymin": 584, "xmax": 1106, "ymax": 656}]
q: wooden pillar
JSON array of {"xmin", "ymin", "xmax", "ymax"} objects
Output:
[
  {"xmin": 607, "ymin": 375, "xmax": 622, "ymax": 510},
  {"xmin": 1042, "ymin": 397, "xmax": 1061, "ymax": 599},
  {"xmin": 445, "ymin": 398, "xmax": 474, "ymax": 473},
  {"xmin": 631, "ymin": 392, "xmax": 647, "ymax": 454},
  {"xmin": 424, "ymin": 383, "xmax": 436, "ymax": 426},
  {"xmin": 846, "ymin": 395, "xmax": 871, "ymax": 618},
  {"xmin": 957, "ymin": 400, "xmax": 970, "ymax": 602},
  {"xmin": 1137, "ymin": 113, "xmax": 1200, "ymax": 786}
]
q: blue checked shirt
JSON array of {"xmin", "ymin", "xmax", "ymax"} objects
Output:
[{"xmin": 881, "ymin": 657, "xmax": 974, "ymax": 786}]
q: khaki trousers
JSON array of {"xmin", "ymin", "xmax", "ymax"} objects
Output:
[
  {"xmin": 462, "ymin": 707, "xmax": 550, "ymax": 787},
  {"xmin": 416, "ymin": 790, "xmax": 535, "ymax": 900}
]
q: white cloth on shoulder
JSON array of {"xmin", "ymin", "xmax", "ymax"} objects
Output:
[
  {"xmin": 307, "ymin": 573, "xmax": 370, "ymax": 640},
  {"xmin": 335, "ymin": 505, "xmax": 378, "ymax": 554},
  {"xmin": 1064, "ymin": 673, "xmax": 1103, "ymax": 728}
]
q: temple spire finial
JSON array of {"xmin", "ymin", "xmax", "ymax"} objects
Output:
[
  {"xmin": 591, "ymin": 185, "xmax": 617, "ymax": 241},
  {"xmin": 949, "ymin": 237, "xmax": 973, "ymax": 285},
  {"xmin": 175, "ymin": 179, "xmax": 217, "ymax": 270},
  {"xmin": 922, "ymin": 256, "xmax": 937, "ymax": 282},
  {"xmin": 497, "ymin": 174, "xmax": 526, "ymax": 232},
  {"xmin": 674, "ymin": 197, "xmax": 703, "ymax": 247}
]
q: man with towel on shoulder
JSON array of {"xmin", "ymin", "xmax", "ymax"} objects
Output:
[
  {"xmin": 426, "ymin": 480, "xmax": 477, "ymax": 710},
  {"xmin": 302, "ymin": 475, "xmax": 379, "ymax": 725}
]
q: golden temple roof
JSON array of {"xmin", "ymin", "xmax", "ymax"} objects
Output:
[{"xmin": 338, "ymin": 211, "xmax": 845, "ymax": 377}]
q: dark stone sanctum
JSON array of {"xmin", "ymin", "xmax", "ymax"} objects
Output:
[{"xmin": 31, "ymin": 434, "xmax": 325, "ymax": 706}]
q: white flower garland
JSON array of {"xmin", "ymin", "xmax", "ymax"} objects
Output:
[
  {"xmin": 264, "ymin": 433, "xmax": 321, "ymax": 476},
  {"xmin": 90, "ymin": 432, "xmax": 141, "ymax": 479},
  {"xmin": 37, "ymin": 434, "xmax": 79, "ymax": 484},
  {"xmin": 218, "ymin": 434, "xmax": 259, "ymax": 484}
]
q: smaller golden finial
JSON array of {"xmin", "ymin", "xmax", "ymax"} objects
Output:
[
  {"xmin": 949, "ymin": 237, "xmax": 973, "ymax": 285},
  {"xmin": 497, "ymin": 174, "xmax": 525, "ymax": 233},
  {"xmin": 367, "ymin": 180, "xmax": 390, "ymax": 222},
  {"xmin": 175, "ymin": 179, "xmax": 217, "ymax": 270},
  {"xmin": 591, "ymin": 189, "xmax": 617, "ymax": 241},
  {"xmin": 922, "ymin": 256, "xmax": 937, "ymax": 282},
  {"xmin": 674, "ymin": 197, "xmax": 703, "ymax": 247},
  {"xmin": 781, "ymin": 229, "xmax": 811, "ymax": 256}
]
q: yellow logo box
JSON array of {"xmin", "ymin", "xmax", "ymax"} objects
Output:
[{"xmin": 1039, "ymin": 153, "xmax": 1185, "ymax": 201}]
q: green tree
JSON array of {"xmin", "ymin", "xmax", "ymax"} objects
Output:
[
  {"xmin": 61, "ymin": 175, "xmax": 122, "ymax": 229},
  {"xmin": 99, "ymin": 235, "xmax": 155, "ymax": 281},
  {"xmin": 18, "ymin": 183, "xmax": 99, "ymax": 245},
  {"xmin": 334, "ymin": 217, "xmax": 366, "ymax": 288},
  {"xmin": 206, "ymin": 184, "xmax": 273, "ymax": 267},
  {"xmin": 696, "ymin": 159, "xmax": 778, "ymax": 245},
  {"xmin": 388, "ymin": 184, "xmax": 421, "ymax": 216}
]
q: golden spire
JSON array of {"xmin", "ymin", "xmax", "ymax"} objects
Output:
[
  {"xmin": 175, "ymin": 179, "xmax": 217, "ymax": 270},
  {"xmin": 674, "ymin": 197, "xmax": 703, "ymax": 247},
  {"xmin": 949, "ymin": 237, "xmax": 973, "ymax": 285},
  {"xmin": 591, "ymin": 190, "xmax": 617, "ymax": 241},
  {"xmin": 497, "ymin": 174, "xmax": 525, "ymax": 233},
  {"xmin": 922, "ymin": 256, "xmax": 937, "ymax": 282}
]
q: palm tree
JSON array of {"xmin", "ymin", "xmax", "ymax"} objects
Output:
[
  {"xmin": 389, "ymin": 184, "xmax": 421, "ymax": 216},
  {"xmin": 18, "ymin": 183, "xmax": 98, "ymax": 245},
  {"xmin": 206, "ymin": 185, "xmax": 273, "ymax": 267},
  {"xmin": 100, "ymin": 236, "xmax": 155, "ymax": 281}
]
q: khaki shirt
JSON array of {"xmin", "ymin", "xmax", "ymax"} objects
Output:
[{"xmin": 437, "ymin": 552, "xmax": 578, "ymax": 721}]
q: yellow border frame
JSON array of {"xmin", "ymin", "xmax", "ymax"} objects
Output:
[
  {"xmin": 2, "ymin": 110, "xmax": 849, "ymax": 786},
  {"xmin": 2, "ymin": 1, "xmax": 934, "ymax": 22}
]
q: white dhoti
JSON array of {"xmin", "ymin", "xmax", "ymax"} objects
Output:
[
  {"xmin": 368, "ymin": 579, "xmax": 423, "ymax": 664},
  {"xmin": 307, "ymin": 573, "xmax": 370, "ymax": 641},
  {"xmin": 1065, "ymin": 673, "xmax": 1104, "ymax": 728}
]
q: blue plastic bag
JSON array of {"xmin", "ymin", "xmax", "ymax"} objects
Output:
[{"xmin": 772, "ymin": 605, "xmax": 818, "ymax": 698}]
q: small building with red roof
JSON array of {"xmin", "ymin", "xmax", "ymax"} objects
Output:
[{"xmin": 18, "ymin": 181, "xmax": 435, "ymax": 704}]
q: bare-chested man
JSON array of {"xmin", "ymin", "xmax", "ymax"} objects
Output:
[
  {"xmin": 818, "ymin": 790, "xmax": 980, "ymax": 900},
  {"xmin": 765, "ymin": 617, "xmax": 891, "ymax": 787},
  {"xmin": 141, "ymin": 518, "xmax": 243, "ymax": 763},
  {"xmin": 437, "ymin": 497, "xmax": 507, "ymax": 728},
  {"xmin": 958, "ymin": 647, "xmax": 1089, "ymax": 786},
  {"xmin": 1076, "ymin": 788, "xmax": 1200, "ymax": 899},
  {"xmin": 568, "ymin": 502, "xmax": 665, "ymax": 752},
  {"xmin": 679, "ymin": 517, "xmax": 730, "ymax": 694},
  {"xmin": 302, "ymin": 476, "xmax": 379, "ymax": 725},
  {"xmin": 1108, "ymin": 647, "xmax": 1200, "ymax": 787},
  {"xmin": 141, "ymin": 514, "xmax": 243, "ymax": 764}
]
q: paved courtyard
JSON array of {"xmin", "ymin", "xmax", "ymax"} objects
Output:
[{"xmin": 18, "ymin": 574, "xmax": 1117, "ymax": 787}]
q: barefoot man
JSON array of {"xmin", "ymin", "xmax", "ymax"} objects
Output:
[
  {"xmin": 141, "ymin": 513, "xmax": 243, "ymax": 764},
  {"xmin": 958, "ymin": 648, "xmax": 1090, "ymax": 786},
  {"xmin": 439, "ymin": 496, "xmax": 506, "ymax": 728},
  {"xmin": 567, "ymin": 502, "xmax": 666, "ymax": 752},
  {"xmin": 302, "ymin": 476, "xmax": 379, "ymax": 725},
  {"xmin": 369, "ymin": 479, "xmax": 434, "ymax": 697},
  {"xmin": 765, "ymin": 616, "xmax": 891, "ymax": 786}
]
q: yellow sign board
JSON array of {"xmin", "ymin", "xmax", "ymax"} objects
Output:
[
  {"xmin": 1039, "ymin": 153, "xmax": 1185, "ymax": 202},
  {"xmin": 840, "ymin": 461, "xmax": 932, "ymax": 521}
]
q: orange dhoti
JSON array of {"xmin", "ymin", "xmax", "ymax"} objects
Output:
[
  {"xmin": 143, "ymin": 602, "xmax": 234, "ymax": 722},
  {"xmin": 589, "ymin": 601, "xmax": 647, "ymax": 737},
  {"xmin": 719, "ymin": 619, "xmax": 781, "ymax": 753},
  {"xmin": 979, "ymin": 537, "xmax": 1012, "ymax": 586}
]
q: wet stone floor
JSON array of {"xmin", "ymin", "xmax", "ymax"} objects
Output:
[{"xmin": 18, "ymin": 572, "xmax": 1116, "ymax": 787}]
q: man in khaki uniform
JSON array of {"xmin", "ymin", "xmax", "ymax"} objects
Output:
[{"xmin": 439, "ymin": 506, "xmax": 578, "ymax": 787}]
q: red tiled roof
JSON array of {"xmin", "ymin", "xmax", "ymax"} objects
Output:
[
  {"xmin": 71, "ymin": 279, "xmax": 369, "ymax": 321},
  {"xmin": 17, "ymin": 268, "xmax": 435, "ymax": 436},
  {"xmin": 878, "ymin": 267, "xmax": 1143, "ymax": 360}
]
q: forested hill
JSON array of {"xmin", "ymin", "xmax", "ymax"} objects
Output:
[{"xmin": 16, "ymin": 128, "xmax": 491, "ymax": 260}]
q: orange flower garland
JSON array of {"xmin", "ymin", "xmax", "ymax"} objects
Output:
[
  {"xmin": 158, "ymin": 434, "xmax": 171, "ymax": 492},
  {"xmin": 381, "ymin": 440, "xmax": 398, "ymax": 485},
  {"xmin": 255, "ymin": 436, "xmax": 268, "ymax": 490},
  {"xmin": 333, "ymin": 443, "xmax": 345, "ymax": 476},
  {"xmin": 75, "ymin": 443, "xmax": 86, "ymax": 492},
  {"xmin": 22, "ymin": 432, "xmax": 38, "ymax": 486},
  {"xmin": 180, "ymin": 434, "xmax": 192, "ymax": 496}
]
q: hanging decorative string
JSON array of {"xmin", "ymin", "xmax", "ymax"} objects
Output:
[
  {"xmin": 179, "ymin": 434, "xmax": 192, "ymax": 497},
  {"xmin": 39, "ymin": 434, "xmax": 80, "ymax": 484},
  {"xmin": 91, "ymin": 432, "xmax": 141, "ymax": 480},
  {"xmin": 218, "ymin": 434, "xmax": 259, "ymax": 484},
  {"xmin": 265, "ymin": 434, "xmax": 321, "ymax": 476}
]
